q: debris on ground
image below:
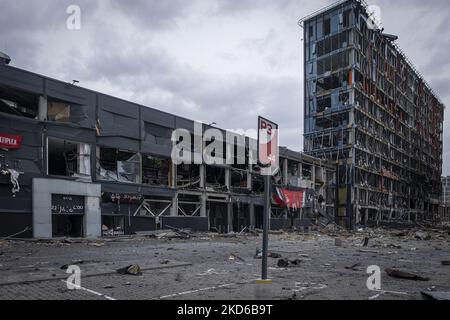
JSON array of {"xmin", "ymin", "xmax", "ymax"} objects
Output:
[
  {"xmin": 116, "ymin": 264, "xmax": 142, "ymax": 276},
  {"xmin": 166, "ymin": 226, "xmax": 192, "ymax": 239},
  {"xmin": 269, "ymin": 252, "xmax": 282, "ymax": 259},
  {"xmin": 103, "ymin": 284, "xmax": 114, "ymax": 289},
  {"xmin": 277, "ymin": 259, "xmax": 289, "ymax": 268},
  {"xmin": 277, "ymin": 258, "xmax": 302, "ymax": 268},
  {"xmin": 441, "ymin": 261, "xmax": 450, "ymax": 266},
  {"xmin": 254, "ymin": 249, "xmax": 282, "ymax": 259},
  {"xmin": 414, "ymin": 231, "xmax": 431, "ymax": 241},
  {"xmin": 421, "ymin": 291, "xmax": 450, "ymax": 300},
  {"xmin": 335, "ymin": 238, "xmax": 343, "ymax": 247},
  {"xmin": 88, "ymin": 242, "xmax": 105, "ymax": 247},
  {"xmin": 229, "ymin": 253, "xmax": 245, "ymax": 263},
  {"xmin": 385, "ymin": 268, "xmax": 429, "ymax": 281}
]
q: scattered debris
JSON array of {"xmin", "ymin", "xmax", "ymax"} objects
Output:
[
  {"xmin": 88, "ymin": 242, "xmax": 105, "ymax": 247},
  {"xmin": 385, "ymin": 268, "xmax": 429, "ymax": 281},
  {"xmin": 254, "ymin": 249, "xmax": 282, "ymax": 259},
  {"xmin": 277, "ymin": 259, "xmax": 289, "ymax": 268},
  {"xmin": 229, "ymin": 253, "xmax": 245, "ymax": 263},
  {"xmin": 161, "ymin": 260, "xmax": 170, "ymax": 265},
  {"xmin": 441, "ymin": 261, "xmax": 450, "ymax": 266},
  {"xmin": 116, "ymin": 264, "xmax": 142, "ymax": 276},
  {"xmin": 103, "ymin": 284, "xmax": 114, "ymax": 289},
  {"xmin": 421, "ymin": 291, "xmax": 450, "ymax": 300},
  {"xmin": 277, "ymin": 258, "xmax": 302, "ymax": 268},
  {"xmin": 335, "ymin": 238, "xmax": 342, "ymax": 247},
  {"xmin": 269, "ymin": 252, "xmax": 282, "ymax": 259},
  {"xmin": 293, "ymin": 282, "xmax": 327, "ymax": 292},
  {"xmin": 414, "ymin": 231, "xmax": 431, "ymax": 241}
]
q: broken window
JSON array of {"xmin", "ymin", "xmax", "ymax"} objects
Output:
[
  {"xmin": 343, "ymin": 9, "xmax": 352, "ymax": 28},
  {"xmin": 177, "ymin": 164, "xmax": 200, "ymax": 189},
  {"xmin": 206, "ymin": 166, "xmax": 227, "ymax": 191},
  {"xmin": 324, "ymin": 18, "xmax": 331, "ymax": 36},
  {"xmin": 178, "ymin": 194, "xmax": 201, "ymax": 216},
  {"xmin": 142, "ymin": 155, "xmax": 170, "ymax": 186},
  {"xmin": 47, "ymin": 137, "xmax": 91, "ymax": 178},
  {"xmin": 0, "ymin": 85, "xmax": 38, "ymax": 119},
  {"xmin": 97, "ymin": 147, "xmax": 140, "ymax": 184},
  {"xmin": 231, "ymin": 168, "xmax": 248, "ymax": 191},
  {"xmin": 252, "ymin": 172, "xmax": 264, "ymax": 194},
  {"xmin": 47, "ymin": 101, "xmax": 70, "ymax": 122}
]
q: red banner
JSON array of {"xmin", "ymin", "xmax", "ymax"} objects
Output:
[
  {"xmin": 0, "ymin": 133, "xmax": 22, "ymax": 149},
  {"xmin": 273, "ymin": 187, "xmax": 305, "ymax": 209}
]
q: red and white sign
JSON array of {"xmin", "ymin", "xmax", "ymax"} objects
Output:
[
  {"xmin": 258, "ymin": 116, "xmax": 279, "ymax": 173},
  {"xmin": 0, "ymin": 133, "xmax": 22, "ymax": 149},
  {"xmin": 273, "ymin": 187, "xmax": 305, "ymax": 209}
]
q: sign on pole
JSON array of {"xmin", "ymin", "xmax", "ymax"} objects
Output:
[
  {"xmin": 257, "ymin": 116, "xmax": 279, "ymax": 176},
  {"xmin": 257, "ymin": 116, "xmax": 278, "ymax": 281}
]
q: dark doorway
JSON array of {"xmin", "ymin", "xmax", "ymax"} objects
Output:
[
  {"xmin": 52, "ymin": 215, "xmax": 84, "ymax": 237},
  {"xmin": 254, "ymin": 205, "xmax": 264, "ymax": 230},
  {"xmin": 232, "ymin": 203, "xmax": 249, "ymax": 232},
  {"xmin": 208, "ymin": 202, "xmax": 228, "ymax": 233}
]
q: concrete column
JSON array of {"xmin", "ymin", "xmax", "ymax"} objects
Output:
[
  {"xmin": 249, "ymin": 201, "xmax": 255, "ymax": 230},
  {"xmin": 312, "ymin": 164, "xmax": 316, "ymax": 187},
  {"xmin": 38, "ymin": 96, "xmax": 47, "ymax": 121},
  {"xmin": 200, "ymin": 164, "xmax": 205, "ymax": 188},
  {"xmin": 283, "ymin": 158, "xmax": 288, "ymax": 185},
  {"xmin": 200, "ymin": 193, "xmax": 207, "ymax": 217},
  {"xmin": 170, "ymin": 161, "xmax": 177, "ymax": 188},
  {"xmin": 85, "ymin": 196, "xmax": 101, "ymax": 239},
  {"xmin": 225, "ymin": 167, "xmax": 231, "ymax": 190},
  {"xmin": 170, "ymin": 193, "xmax": 178, "ymax": 216},
  {"xmin": 247, "ymin": 164, "xmax": 252, "ymax": 190},
  {"xmin": 227, "ymin": 199, "xmax": 233, "ymax": 233}
]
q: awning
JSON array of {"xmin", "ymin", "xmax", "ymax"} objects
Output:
[{"xmin": 273, "ymin": 187, "xmax": 308, "ymax": 209}]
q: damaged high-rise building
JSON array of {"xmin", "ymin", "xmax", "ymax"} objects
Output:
[{"xmin": 300, "ymin": 0, "xmax": 445, "ymax": 228}]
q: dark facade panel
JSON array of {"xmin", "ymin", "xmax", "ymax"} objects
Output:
[
  {"xmin": 0, "ymin": 213, "xmax": 33, "ymax": 238},
  {"xmin": 270, "ymin": 218, "xmax": 291, "ymax": 230},
  {"xmin": 162, "ymin": 216, "xmax": 208, "ymax": 232},
  {"xmin": 0, "ymin": 66, "xmax": 44, "ymax": 94},
  {"xmin": 70, "ymin": 104, "xmax": 95, "ymax": 128},
  {"xmin": 141, "ymin": 142, "xmax": 172, "ymax": 158},
  {"xmin": 98, "ymin": 94, "xmax": 140, "ymax": 140},
  {"xmin": 141, "ymin": 107, "xmax": 175, "ymax": 128},
  {"xmin": 175, "ymin": 117, "xmax": 194, "ymax": 132},
  {"xmin": 46, "ymin": 79, "xmax": 94, "ymax": 106},
  {"xmin": 0, "ymin": 184, "xmax": 32, "ymax": 212},
  {"xmin": 97, "ymin": 136, "xmax": 140, "ymax": 151},
  {"xmin": 46, "ymin": 124, "xmax": 96, "ymax": 144},
  {"xmin": 100, "ymin": 182, "xmax": 175, "ymax": 198}
]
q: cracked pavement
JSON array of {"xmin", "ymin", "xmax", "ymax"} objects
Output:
[{"xmin": 0, "ymin": 229, "xmax": 449, "ymax": 300}]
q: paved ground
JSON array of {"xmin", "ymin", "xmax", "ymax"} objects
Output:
[{"xmin": 1, "ymin": 228, "xmax": 449, "ymax": 300}]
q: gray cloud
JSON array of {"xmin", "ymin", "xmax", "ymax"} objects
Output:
[{"xmin": 0, "ymin": 0, "xmax": 449, "ymax": 173}]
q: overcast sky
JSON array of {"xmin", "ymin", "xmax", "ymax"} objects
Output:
[{"xmin": 1, "ymin": 0, "xmax": 449, "ymax": 174}]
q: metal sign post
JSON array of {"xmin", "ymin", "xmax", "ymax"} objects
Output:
[{"xmin": 257, "ymin": 116, "xmax": 279, "ymax": 281}]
